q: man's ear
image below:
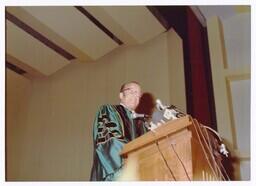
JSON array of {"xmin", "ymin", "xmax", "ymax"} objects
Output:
[{"xmin": 119, "ymin": 92, "xmax": 124, "ymax": 100}]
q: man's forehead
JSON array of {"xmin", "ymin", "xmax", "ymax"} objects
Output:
[{"xmin": 124, "ymin": 83, "xmax": 140, "ymax": 89}]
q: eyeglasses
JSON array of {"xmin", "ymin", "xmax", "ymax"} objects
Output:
[{"xmin": 122, "ymin": 88, "xmax": 141, "ymax": 97}]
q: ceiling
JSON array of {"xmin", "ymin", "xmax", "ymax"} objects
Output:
[
  {"xmin": 6, "ymin": 5, "xmax": 250, "ymax": 78},
  {"xmin": 199, "ymin": 5, "xmax": 250, "ymax": 21}
]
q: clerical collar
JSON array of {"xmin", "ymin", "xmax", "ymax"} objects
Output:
[{"xmin": 120, "ymin": 103, "xmax": 135, "ymax": 114}]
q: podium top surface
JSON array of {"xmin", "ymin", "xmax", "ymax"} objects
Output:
[{"xmin": 120, "ymin": 115, "xmax": 192, "ymax": 156}]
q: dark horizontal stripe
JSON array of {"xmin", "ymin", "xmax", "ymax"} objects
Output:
[
  {"xmin": 6, "ymin": 11, "xmax": 76, "ymax": 60},
  {"xmin": 147, "ymin": 6, "xmax": 170, "ymax": 30},
  {"xmin": 74, "ymin": 6, "xmax": 123, "ymax": 45},
  {"xmin": 6, "ymin": 61, "xmax": 26, "ymax": 75}
]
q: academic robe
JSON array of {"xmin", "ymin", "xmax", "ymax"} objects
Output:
[{"xmin": 90, "ymin": 104, "xmax": 147, "ymax": 181}]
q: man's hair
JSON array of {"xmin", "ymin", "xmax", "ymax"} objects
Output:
[{"xmin": 120, "ymin": 81, "xmax": 140, "ymax": 92}]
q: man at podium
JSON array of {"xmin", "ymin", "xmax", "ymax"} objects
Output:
[{"xmin": 90, "ymin": 81, "xmax": 148, "ymax": 181}]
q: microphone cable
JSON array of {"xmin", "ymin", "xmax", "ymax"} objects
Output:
[
  {"xmin": 151, "ymin": 130, "xmax": 176, "ymax": 181},
  {"xmin": 200, "ymin": 125, "xmax": 230, "ymax": 180},
  {"xmin": 200, "ymin": 123, "xmax": 230, "ymax": 180},
  {"xmin": 167, "ymin": 135, "xmax": 191, "ymax": 181},
  {"xmin": 155, "ymin": 140, "xmax": 177, "ymax": 181},
  {"xmin": 196, "ymin": 120, "xmax": 227, "ymax": 180},
  {"xmin": 190, "ymin": 116, "xmax": 220, "ymax": 180}
]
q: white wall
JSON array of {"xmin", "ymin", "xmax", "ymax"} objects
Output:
[
  {"xmin": 222, "ymin": 12, "xmax": 251, "ymax": 180},
  {"xmin": 207, "ymin": 12, "xmax": 250, "ymax": 180},
  {"xmin": 6, "ymin": 29, "xmax": 186, "ymax": 180},
  {"xmin": 6, "ymin": 69, "xmax": 32, "ymax": 180},
  {"xmin": 223, "ymin": 13, "xmax": 250, "ymax": 69}
]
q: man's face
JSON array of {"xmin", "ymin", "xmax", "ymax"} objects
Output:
[{"xmin": 119, "ymin": 83, "xmax": 142, "ymax": 111}]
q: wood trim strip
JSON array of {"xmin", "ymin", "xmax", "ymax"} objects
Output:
[
  {"xmin": 226, "ymin": 74, "xmax": 250, "ymax": 81},
  {"xmin": 239, "ymin": 157, "xmax": 250, "ymax": 161},
  {"xmin": 225, "ymin": 77, "xmax": 238, "ymax": 149},
  {"xmin": 217, "ymin": 18, "xmax": 228, "ymax": 69},
  {"xmin": 225, "ymin": 74, "xmax": 250, "ymax": 150},
  {"xmin": 202, "ymin": 26, "xmax": 217, "ymax": 130},
  {"xmin": 6, "ymin": 61, "xmax": 26, "ymax": 75},
  {"xmin": 75, "ymin": 6, "xmax": 123, "ymax": 45},
  {"xmin": 6, "ymin": 54, "xmax": 46, "ymax": 78},
  {"xmin": 6, "ymin": 11, "xmax": 76, "ymax": 61}
]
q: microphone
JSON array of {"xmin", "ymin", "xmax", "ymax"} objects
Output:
[
  {"xmin": 149, "ymin": 99, "xmax": 187, "ymax": 131},
  {"xmin": 156, "ymin": 99, "xmax": 167, "ymax": 110},
  {"xmin": 152, "ymin": 99, "xmax": 187, "ymax": 124},
  {"xmin": 152, "ymin": 99, "xmax": 168, "ymax": 124},
  {"xmin": 131, "ymin": 112, "xmax": 149, "ymax": 119}
]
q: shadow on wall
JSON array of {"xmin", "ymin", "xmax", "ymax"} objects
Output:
[{"xmin": 136, "ymin": 92, "xmax": 156, "ymax": 117}]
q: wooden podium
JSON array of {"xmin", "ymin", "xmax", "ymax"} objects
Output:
[
  {"xmin": 120, "ymin": 116, "xmax": 221, "ymax": 181},
  {"xmin": 120, "ymin": 116, "xmax": 193, "ymax": 181}
]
